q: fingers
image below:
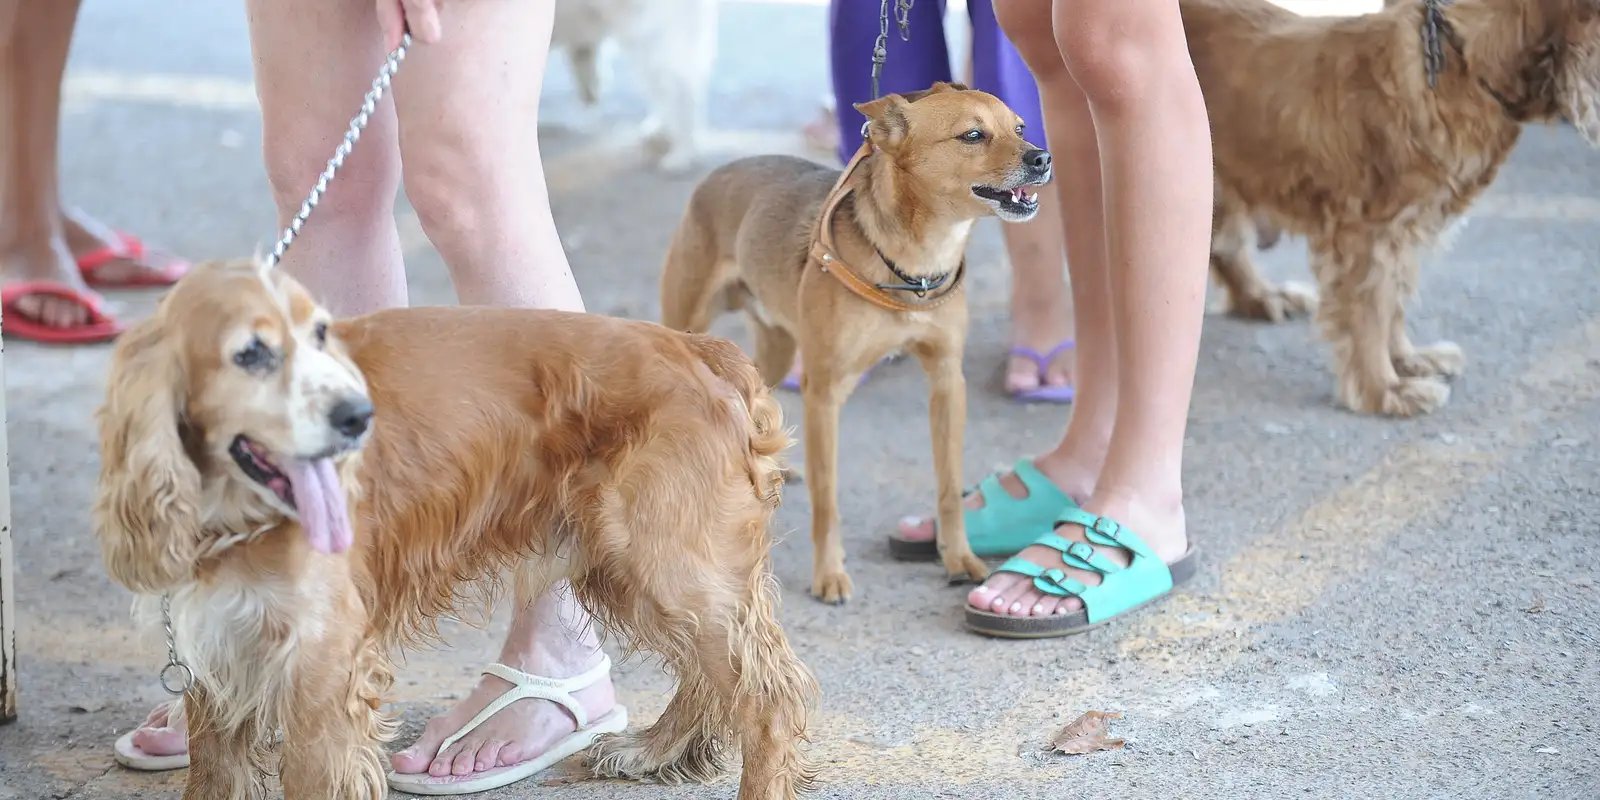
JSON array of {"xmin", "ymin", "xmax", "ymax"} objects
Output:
[
  {"xmin": 376, "ymin": 0, "xmax": 441, "ymax": 51},
  {"xmin": 400, "ymin": 0, "xmax": 443, "ymax": 43}
]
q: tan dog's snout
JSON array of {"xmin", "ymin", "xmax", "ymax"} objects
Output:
[{"xmin": 1021, "ymin": 147, "xmax": 1053, "ymax": 184}]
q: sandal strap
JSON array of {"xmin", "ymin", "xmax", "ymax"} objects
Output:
[
  {"xmin": 989, "ymin": 512, "xmax": 1175, "ymax": 622},
  {"xmin": 435, "ymin": 655, "xmax": 611, "ymax": 756}
]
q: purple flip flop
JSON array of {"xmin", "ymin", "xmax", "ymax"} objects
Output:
[{"xmin": 1007, "ymin": 340, "xmax": 1075, "ymax": 404}]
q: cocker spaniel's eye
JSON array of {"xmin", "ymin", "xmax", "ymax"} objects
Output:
[
  {"xmin": 314, "ymin": 321, "xmax": 329, "ymax": 348},
  {"xmin": 233, "ymin": 337, "xmax": 277, "ymax": 373},
  {"xmin": 1015, "ymin": 124, "xmax": 1026, "ymax": 137},
  {"xmin": 959, "ymin": 129, "xmax": 986, "ymax": 143}
]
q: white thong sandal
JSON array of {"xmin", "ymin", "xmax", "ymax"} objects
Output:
[
  {"xmin": 387, "ymin": 655, "xmax": 628, "ymax": 796},
  {"xmin": 113, "ymin": 699, "xmax": 191, "ymax": 771}
]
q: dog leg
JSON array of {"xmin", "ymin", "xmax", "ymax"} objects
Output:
[
  {"xmin": 1210, "ymin": 205, "xmax": 1315, "ymax": 322},
  {"xmin": 658, "ymin": 216, "xmax": 723, "ymax": 334},
  {"xmin": 585, "ymin": 478, "xmax": 815, "ymax": 797},
  {"xmin": 182, "ymin": 686, "xmax": 267, "ymax": 800},
  {"xmin": 915, "ymin": 341, "xmax": 986, "ymax": 584},
  {"xmin": 751, "ymin": 318, "xmax": 798, "ymax": 389},
  {"xmin": 624, "ymin": 0, "xmax": 714, "ymax": 173},
  {"xmin": 801, "ymin": 349, "xmax": 854, "ymax": 604},
  {"xmin": 1386, "ymin": 249, "xmax": 1464, "ymax": 380},
  {"xmin": 279, "ymin": 613, "xmax": 391, "ymax": 800},
  {"xmin": 1313, "ymin": 237, "xmax": 1449, "ymax": 416}
]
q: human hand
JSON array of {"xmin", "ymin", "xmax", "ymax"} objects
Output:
[{"xmin": 376, "ymin": 0, "xmax": 443, "ymax": 51}]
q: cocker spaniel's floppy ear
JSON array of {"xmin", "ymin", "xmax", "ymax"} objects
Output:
[{"xmin": 93, "ymin": 319, "xmax": 203, "ymax": 594}]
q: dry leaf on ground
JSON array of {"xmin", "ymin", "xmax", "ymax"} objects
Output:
[{"xmin": 1046, "ymin": 710, "xmax": 1126, "ymax": 755}]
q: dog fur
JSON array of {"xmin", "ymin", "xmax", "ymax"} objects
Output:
[
  {"xmin": 94, "ymin": 261, "xmax": 816, "ymax": 799},
  {"xmin": 1186, "ymin": 0, "xmax": 1600, "ymax": 415},
  {"xmin": 554, "ymin": 0, "xmax": 718, "ymax": 172},
  {"xmin": 657, "ymin": 83, "xmax": 1052, "ymax": 602}
]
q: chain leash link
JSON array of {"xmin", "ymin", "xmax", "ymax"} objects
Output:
[{"xmin": 867, "ymin": 0, "xmax": 915, "ymax": 134}]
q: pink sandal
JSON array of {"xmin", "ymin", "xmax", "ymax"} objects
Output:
[{"xmin": 77, "ymin": 231, "xmax": 190, "ymax": 288}]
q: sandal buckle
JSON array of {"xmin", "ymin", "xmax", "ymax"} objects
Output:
[
  {"xmin": 1091, "ymin": 516, "xmax": 1120, "ymax": 538},
  {"xmin": 1066, "ymin": 541, "xmax": 1097, "ymax": 562}
]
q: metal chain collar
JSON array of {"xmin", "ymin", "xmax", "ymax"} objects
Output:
[{"xmin": 158, "ymin": 34, "xmax": 414, "ymax": 696}]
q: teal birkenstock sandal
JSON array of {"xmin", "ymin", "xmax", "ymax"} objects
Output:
[
  {"xmin": 964, "ymin": 507, "xmax": 1199, "ymax": 639},
  {"xmin": 888, "ymin": 458, "xmax": 1078, "ymax": 561}
]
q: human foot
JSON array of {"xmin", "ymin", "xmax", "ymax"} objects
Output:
[
  {"xmin": 0, "ymin": 236, "xmax": 95, "ymax": 330},
  {"xmin": 1005, "ymin": 340, "xmax": 1075, "ymax": 402},
  {"xmin": 891, "ymin": 457, "xmax": 1090, "ymax": 557},
  {"xmin": 965, "ymin": 490, "xmax": 1190, "ymax": 620},
  {"xmin": 63, "ymin": 207, "xmax": 189, "ymax": 287},
  {"xmin": 389, "ymin": 650, "xmax": 618, "ymax": 779},
  {"xmin": 129, "ymin": 699, "xmax": 189, "ymax": 756}
]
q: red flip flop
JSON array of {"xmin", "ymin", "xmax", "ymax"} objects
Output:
[
  {"xmin": 1, "ymin": 281, "xmax": 125, "ymax": 344},
  {"xmin": 77, "ymin": 231, "xmax": 190, "ymax": 288}
]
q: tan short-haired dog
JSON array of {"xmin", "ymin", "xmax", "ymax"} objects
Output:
[{"xmin": 659, "ymin": 83, "xmax": 1052, "ymax": 602}]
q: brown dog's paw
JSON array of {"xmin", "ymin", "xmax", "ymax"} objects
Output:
[
  {"xmin": 1393, "ymin": 341, "xmax": 1465, "ymax": 379},
  {"xmin": 941, "ymin": 549, "xmax": 989, "ymax": 585},
  {"xmin": 810, "ymin": 570, "xmax": 854, "ymax": 605},
  {"xmin": 1345, "ymin": 376, "xmax": 1451, "ymax": 417},
  {"xmin": 1229, "ymin": 283, "xmax": 1319, "ymax": 323}
]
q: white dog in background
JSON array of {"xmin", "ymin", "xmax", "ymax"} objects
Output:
[{"xmin": 553, "ymin": 0, "xmax": 719, "ymax": 172}]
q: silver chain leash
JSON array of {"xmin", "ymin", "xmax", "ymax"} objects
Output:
[
  {"xmin": 262, "ymin": 32, "xmax": 413, "ymax": 270},
  {"xmin": 158, "ymin": 595, "xmax": 194, "ymax": 695},
  {"xmin": 156, "ymin": 35, "xmax": 414, "ymax": 698}
]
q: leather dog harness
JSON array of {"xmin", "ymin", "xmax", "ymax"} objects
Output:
[{"xmin": 806, "ymin": 142, "xmax": 965, "ymax": 314}]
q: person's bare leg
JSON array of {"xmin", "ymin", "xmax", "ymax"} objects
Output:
[
  {"xmin": 0, "ymin": 0, "xmax": 94, "ymax": 329},
  {"xmin": 1001, "ymin": 215, "xmax": 1077, "ymax": 394},
  {"xmin": 392, "ymin": 0, "xmax": 581, "ymax": 311},
  {"xmin": 384, "ymin": 0, "xmax": 611, "ymax": 779},
  {"xmin": 247, "ymin": 0, "xmax": 407, "ymax": 315},
  {"xmin": 896, "ymin": 2, "xmax": 1115, "ymax": 544},
  {"xmin": 970, "ymin": 0, "xmax": 1210, "ymax": 616}
]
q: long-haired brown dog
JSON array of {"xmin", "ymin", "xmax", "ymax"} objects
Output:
[
  {"xmin": 658, "ymin": 83, "xmax": 1052, "ymax": 602},
  {"xmin": 1187, "ymin": 0, "xmax": 1600, "ymax": 415},
  {"xmin": 93, "ymin": 260, "xmax": 816, "ymax": 799}
]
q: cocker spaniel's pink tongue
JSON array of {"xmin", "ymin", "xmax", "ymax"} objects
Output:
[{"xmin": 284, "ymin": 458, "xmax": 352, "ymax": 555}]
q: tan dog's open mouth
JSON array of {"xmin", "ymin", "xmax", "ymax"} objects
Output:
[
  {"xmin": 972, "ymin": 182, "xmax": 1043, "ymax": 221},
  {"xmin": 229, "ymin": 434, "xmax": 354, "ymax": 554}
]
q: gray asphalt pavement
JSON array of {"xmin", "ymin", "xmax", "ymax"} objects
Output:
[{"xmin": 1, "ymin": 1, "xmax": 1597, "ymax": 798}]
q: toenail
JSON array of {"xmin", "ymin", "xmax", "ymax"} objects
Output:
[
  {"xmin": 1032, "ymin": 604, "xmax": 1045, "ymax": 615},
  {"xmin": 1009, "ymin": 602, "xmax": 1023, "ymax": 614}
]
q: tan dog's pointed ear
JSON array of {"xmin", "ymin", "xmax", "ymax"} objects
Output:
[
  {"xmin": 93, "ymin": 319, "xmax": 203, "ymax": 594},
  {"xmin": 853, "ymin": 93, "xmax": 913, "ymax": 148}
]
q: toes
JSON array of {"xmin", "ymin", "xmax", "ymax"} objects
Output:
[
  {"xmin": 497, "ymin": 743, "xmax": 525, "ymax": 768},
  {"xmin": 895, "ymin": 515, "xmax": 936, "ymax": 542},
  {"xmin": 476, "ymin": 740, "xmax": 507, "ymax": 772},
  {"xmin": 132, "ymin": 725, "xmax": 187, "ymax": 756},
  {"xmin": 450, "ymin": 742, "xmax": 480, "ymax": 776}
]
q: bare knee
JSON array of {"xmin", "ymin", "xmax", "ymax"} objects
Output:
[
  {"xmin": 400, "ymin": 128, "xmax": 509, "ymax": 253},
  {"xmin": 262, "ymin": 119, "xmax": 399, "ymax": 225},
  {"xmin": 1052, "ymin": 8, "xmax": 1195, "ymax": 115}
]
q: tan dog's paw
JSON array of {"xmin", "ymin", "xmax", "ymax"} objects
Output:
[
  {"xmin": 941, "ymin": 549, "xmax": 989, "ymax": 585},
  {"xmin": 1227, "ymin": 282, "xmax": 1318, "ymax": 322},
  {"xmin": 1345, "ymin": 376, "xmax": 1451, "ymax": 417},
  {"xmin": 810, "ymin": 569, "xmax": 854, "ymax": 605},
  {"xmin": 1393, "ymin": 341, "xmax": 1465, "ymax": 379}
]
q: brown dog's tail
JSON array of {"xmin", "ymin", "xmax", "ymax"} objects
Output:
[{"xmin": 685, "ymin": 333, "xmax": 790, "ymax": 507}]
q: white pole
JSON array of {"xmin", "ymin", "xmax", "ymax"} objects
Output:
[{"xmin": 0, "ymin": 322, "xmax": 16, "ymax": 723}]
